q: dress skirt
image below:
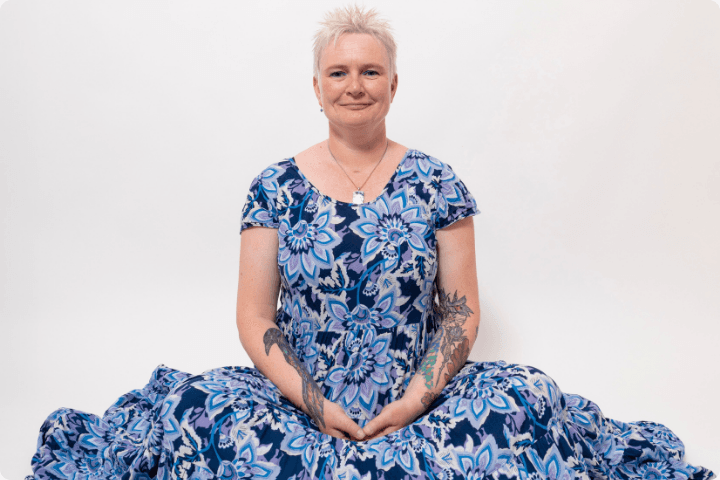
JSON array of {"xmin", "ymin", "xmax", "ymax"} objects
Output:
[{"xmin": 26, "ymin": 361, "xmax": 714, "ymax": 480}]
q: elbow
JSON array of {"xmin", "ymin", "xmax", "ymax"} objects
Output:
[
  {"xmin": 236, "ymin": 310, "xmax": 251, "ymax": 350},
  {"xmin": 236, "ymin": 306, "xmax": 278, "ymax": 351}
]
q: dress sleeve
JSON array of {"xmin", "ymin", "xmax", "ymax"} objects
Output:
[
  {"xmin": 240, "ymin": 170, "xmax": 281, "ymax": 233},
  {"xmin": 433, "ymin": 163, "xmax": 480, "ymax": 230}
]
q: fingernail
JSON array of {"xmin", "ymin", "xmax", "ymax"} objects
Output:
[{"xmin": 356, "ymin": 429, "xmax": 365, "ymax": 440}]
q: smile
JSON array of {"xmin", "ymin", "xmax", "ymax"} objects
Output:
[{"xmin": 341, "ymin": 103, "xmax": 372, "ymax": 109}]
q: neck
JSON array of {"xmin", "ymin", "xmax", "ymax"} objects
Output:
[{"xmin": 326, "ymin": 122, "xmax": 390, "ymax": 169}]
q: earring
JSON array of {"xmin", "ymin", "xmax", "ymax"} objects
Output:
[{"xmin": 320, "ymin": 107, "xmax": 323, "ymax": 112}]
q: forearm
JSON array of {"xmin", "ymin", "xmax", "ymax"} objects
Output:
[
  {"xmin": 403, "ymin": 286, "xmax": 479, "ymax": 413},
  {"xmin": 238, "ymin": 315, "xmax": 327, "ymax": 428}
]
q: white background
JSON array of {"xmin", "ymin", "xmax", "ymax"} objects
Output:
[{"xmin": 1, "ymin": 1, "xmax": 718, "ymax": 478}]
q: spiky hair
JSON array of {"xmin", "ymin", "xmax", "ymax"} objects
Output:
[{"xmin": 312, "ymin": 5, "xmax": 397, "ymax": 79}]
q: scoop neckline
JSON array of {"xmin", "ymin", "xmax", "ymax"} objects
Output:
[{"xmin": 287, "ymin": 149, "xmax": 411, "ymax": 206}]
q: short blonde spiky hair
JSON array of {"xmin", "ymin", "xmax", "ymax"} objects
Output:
[{"xmin": 313, "ymin": 5, "xmax": 397, "ymax": 79}]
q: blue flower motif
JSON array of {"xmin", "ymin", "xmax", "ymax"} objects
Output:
[
  {"xmin": 326, "ymin": 328, "xmax": 392, "ymax": 412},
  {"xmin": 124, "ymin": 416, "xmax": 163, "ymax": 458},
  {"xmin": 564, "ymin": 393, "xmax": 596, "ymax": 430},
  {"xmin": 396, "ymin": 153, "xmax": 475, "ymax": 229},
  {"xmin": 278, "ymin": 203, "xmax": 341, "ymax": 284},
  {"xmin": 192, "ymin": 375, "xmax": 254, "ymax": 419},
  {"xmin": 396, "ymin": 150, "xmax": 444, "ymax": 184},
  {"xmin": 77, "ymin": 414, "xmax": 112, "ymax": 459},
  {"xmin": 527, "ymin": 445, "xmax": 575, "ymax": 480},
  {"xmin": 453, "ymin": 434, "xmax": 513, "ymax": 480},
  {"xmin": 368, "ymin": 427, "xmax": 434, "ymax": 476},
  {"xmin": 413, "ymin": 278, "xmax": 435, "ymax": 314},
  {"xmin": 618, "ymin": 457, "xmax": 703, "ymax": 480},
  {"xmin": 419, "ymin": 409, "xmax": 459, "ymax": 444},
  {"xmin": 256, "ymin": 164, "xmax": 285, "ymax": 198},
  {"xmin": 453, "ymin": 369, "xmax": 519, "ymax": 429},
  {"xmin": 350, "ymin": 189, "xmax": 429, "ymax": 269},
  {"xmin": 288, "ymin": 299, "xmax": 320, "ymax": 374},
  {"xmin": 432, "ymin": 166, "xmax": 467, "ymax": 218},
  {"xmin": 224, "ymin": 434, "xmax": 281, "ymax": 480},
  {"xmin": 280, "ymin": 422, "xmax": 335, "ymax": 478},
  {"xmin": 592, "ymin": 431, "xmax": 625, "ymax": 466},
  {"xmin": 325, "ymin": 287, "xmax": 403, "ymax": 332},
  {"xmin": 242, "ymin": 165, "xmax": 286, "ymax": 226},
  {"xmin": 635, "ymin": 462, "xmax": 673, "ymax": 480},
  {"xmin": 74, "ymin": 453, "xmax": 111, "ymax": 479},
  {"xmin": 159, "ymin": 395, "xmax": 183, "ymax": 443},
  {"xmin": 634, "ymin": 421, "xmax": 685, "ymax": 459},
  {"xmin": 335, "ymin": 465, "xmax": 372, "ymax": 480}
]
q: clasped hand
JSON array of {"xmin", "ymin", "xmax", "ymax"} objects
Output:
[{"xmin": 319, "ymin": 397, "xmax": 424, "ymax": 441}]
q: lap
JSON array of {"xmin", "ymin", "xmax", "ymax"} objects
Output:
[
  {"xmin": 163, "ymin": 365, "xmax": 307, "ymax": 425},
  {"xmin": 411, "ymin": 360, "xmax": 565, "ymax": 441},
  {"xmin": 164, "ymin": 361, "xmax": 564, "ymax": 427},
  {"xmin": 31, "ymin": 362, "xmax": 709, "ymax": 480}
]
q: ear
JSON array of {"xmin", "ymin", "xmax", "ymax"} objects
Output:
[
  {"xmin": 390, "ymin": 73, "xmax": 398, "ymax": 102},
  {"xmin": 313, "ymin": 76, "xmax": 322, "ymax": 107}
]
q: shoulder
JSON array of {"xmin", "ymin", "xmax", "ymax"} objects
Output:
[
  {"xmin": 245, "ymin": 158, "xmax": 301, "ymax": 197},
  {"xmin": 292, "ymin": 141, "xmax": 327, "ymax": 173},
  {"xmin": 251, "ymin": 159, "xmax": 296, "ymax": 184},
  {"xmin": 397, "ymin": 149, "xmax": 460, "ymax": 184},
  {"xmin": 394, "ymin": 149, "xmax": 479, "ymax": 229},
  {"xmin": 241, "ymin": 159, "xmax": 296, "ymax": 231}
]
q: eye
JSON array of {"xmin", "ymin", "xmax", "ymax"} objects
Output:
[
  {"xmin": 329, "ymin": 71, "xmax": 346, "ymax": 78},
  {"xmin": 363, "ymin": 70, "xmax": 379, "ymax": 76}
]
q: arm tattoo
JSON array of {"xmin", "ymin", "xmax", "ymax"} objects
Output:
[
  {"xmin": 421, "ymin": 391, "xmax": 439, "ymax": 409},
  {"xmin": 263, "ymin": 328, "xmax": 326, "ymax": 429},
  {"xmin": 416, "ymin": 286, "xmax": 474, "ymax": 396},
  {"xmin": 418, "ymin": 342, "xmax": 439, "ymax": 389}
]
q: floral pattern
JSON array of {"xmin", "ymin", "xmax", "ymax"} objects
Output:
[{"xmin": 26, "ymin": 150, "xmax": 713, "ymax": 480}]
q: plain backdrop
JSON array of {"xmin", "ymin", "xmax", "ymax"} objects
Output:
[{"xmin": 1, "ymin": 1, "xmax": 718, "ymax": 478}]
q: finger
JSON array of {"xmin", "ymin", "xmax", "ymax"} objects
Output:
[
  {"xmin": 362, "ymin": 414, "xmax": 390, "ymax": 438},
  {"xmin": 327, "ymin": 429, "xmax": 348, "ymax": 440},
  {"xmin": 338, "ymin": 413, "xmax": 365, "ymax": 441},
  {"xmin": 367, "ymin": 423, "xmax": 401, "ymax": 440},
  {"xmin": 365, "ymin": 429, "xmax": 386, "ymax": 440},
  {"xmin": 380, "ymin": 424, "xmax": 401, "ymax": 437},
  {"xmin": 325, "ymin": 403, "xmax": 365, "ymax": 440}
]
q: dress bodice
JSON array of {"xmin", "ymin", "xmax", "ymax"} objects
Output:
[{"xmin": 240, "ymin": 150, "xmax": 479, "ymax": 424}]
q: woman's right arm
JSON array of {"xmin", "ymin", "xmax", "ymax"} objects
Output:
[{"xmin": 236, "ymin": 226, "xmax": 365, "ymax": 440}]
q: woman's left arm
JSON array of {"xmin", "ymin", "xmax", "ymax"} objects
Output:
[{"xmin": 362, "ymin": 216, "xmax": 480, "ymax": 439}]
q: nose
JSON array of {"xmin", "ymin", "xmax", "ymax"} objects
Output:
[{"xmin": 346, "ymin": 74, "xmax": 365, "ymax": 96}]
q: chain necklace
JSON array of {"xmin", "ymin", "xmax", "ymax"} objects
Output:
[{"xmin": 327, "ymin": 139, "xmax": 390, "ymax": 205}]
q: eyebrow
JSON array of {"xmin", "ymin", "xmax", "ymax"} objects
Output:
[{"xmin": 324, "ymin": 63, "xmax": 386, "ymax": 72}]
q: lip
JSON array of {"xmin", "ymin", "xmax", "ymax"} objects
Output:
[{"xmin": 340, "ymin": 103, "xmax": 372, "ymax": 109}]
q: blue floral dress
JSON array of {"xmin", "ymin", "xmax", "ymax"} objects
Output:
[{"xmin": 28, "ymin": 150, "xmax": 713, "ymax": 480}]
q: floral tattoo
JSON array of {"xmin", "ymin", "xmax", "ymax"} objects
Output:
[
  {"xmin": 416, "ymin": 286, "xmax": 473, "ymax": 407},
  {"xmin": 421, "ymin": 391, "xmax": 439, "ymax": 409},
  {"xmin": 263, "ymin": 328, "xmax": 326, "ymax": 429}
]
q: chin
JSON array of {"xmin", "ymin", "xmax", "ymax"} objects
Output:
[{"xmin": 332, "ymin": 117, "xmax": 379, "ymax": 129}]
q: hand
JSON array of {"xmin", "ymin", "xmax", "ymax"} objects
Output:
[
  {"xmin": 318, "ymin": 400, "xmax": 366, "ymax": 441},
  {"xmin": 361, "ymin": 397, "xmax": 425, "ymax": 440}
]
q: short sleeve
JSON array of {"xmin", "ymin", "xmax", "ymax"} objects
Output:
[
  {"xmin": 240, "ymin": 168, "xmax": 281, "ymax": 234},
  {"xmin": 433, "ymin": 164, "xmax": 480, "ymax": 230}
]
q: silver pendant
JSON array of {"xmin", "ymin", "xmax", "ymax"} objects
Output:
[{"xmin": 352, "ymin": 191, "xmax": 364, "ymax": 205}]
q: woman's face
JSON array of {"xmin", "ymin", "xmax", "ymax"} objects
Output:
[{"xmin": 314, "ymin": 33, "xmax": 398, "ymax": 132}]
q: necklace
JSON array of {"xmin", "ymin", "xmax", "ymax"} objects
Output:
[{"xmin": 327, "ymin": 139, "xmax": 390, "ymax": 205}]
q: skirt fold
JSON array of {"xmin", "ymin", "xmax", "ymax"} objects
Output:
[{"xmin": 26, "ymin": 362, "xmax": 714, "ymax": 480}]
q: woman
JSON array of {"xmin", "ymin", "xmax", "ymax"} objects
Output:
[{"xmin": 27, "ymin": 6, "xmax": 713, "ymax": 480}]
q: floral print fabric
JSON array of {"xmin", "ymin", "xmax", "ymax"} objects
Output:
[
  {"xmin": 241, "ymin": 150, "xmax": 481, "ymax": 425},
  {"xmin": 27, "ymin": 150, "xmax": 713, "ymax": 480}
]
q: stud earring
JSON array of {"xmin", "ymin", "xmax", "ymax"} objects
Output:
[{"xmin": 320, "ymin": 107, "xmax": 323, "ymax": 112}]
